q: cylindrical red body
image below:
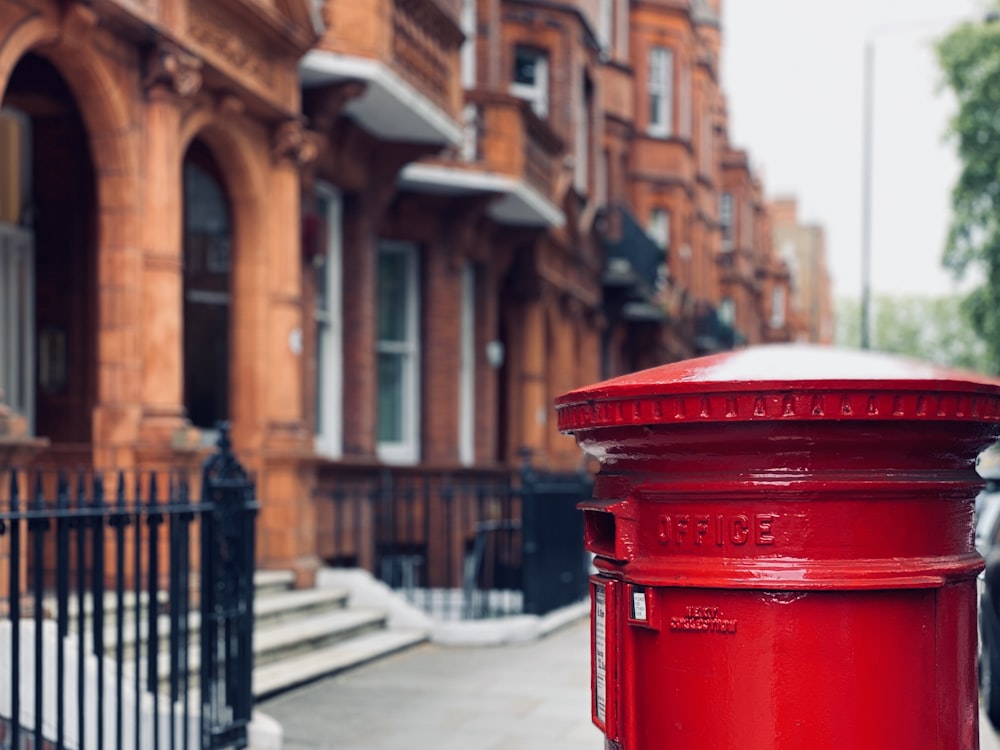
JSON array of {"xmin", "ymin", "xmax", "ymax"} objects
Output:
[{"xmin": 556, "ymin": 345, "xmax": 1000, "ymax": 750}]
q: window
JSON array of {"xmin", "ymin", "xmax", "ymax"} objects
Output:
[
  {"xmin": 0, "ymin": 109, "xmax": 33, "ymax": 434},
  {"xmin": 377, "ymin": 240, "xmax": 420, "ymax": 463},
  {"xmin": 314, "ymin": 184, "xmax": 343, "ymax": 457},
  {"xmin": 511, "ymin": 47, "xmax": 549, "ymax": 117},
  {"xmin": 461, "ymin": 0, "xmax": 476, "ymax": 88},
  {"xmin": 771, "ymin": 286, "xmax": 787, "ymax": 329},
  {"xmin": 647, "ymin": 208, "xmax": 670, "ymax": 251},
  {"xmin": 648, "ymin": 47, "xmax": 673, "ymax": 137},
  {"xmin": 183, "ymin": 147, "xmax": 231, "ymax": 431},
  {"xmin": 598, "ymin": 0, "xmax": 613, "ymax": 54},
  {"xmin": 719, "ymin": 298, "xmax": 735, "ymax": 326},
  {"xmin": 719, "ymin": 192, "xmax": 733, "ymax": 251},
  {"xmin": 0, "ymin": 226, "xmax": 33, "ymax": 434},
  {"xmin": 459, "ymin": 263, "xmax": 475, "ymax": 466}
]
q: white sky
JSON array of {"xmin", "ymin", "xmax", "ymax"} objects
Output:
[{"xmin": 721, "ymin": 0, "xmax": 988, "ymax": 301}]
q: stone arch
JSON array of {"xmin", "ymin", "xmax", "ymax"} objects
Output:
[
  {"xmin": 180, "ymin": 117, "xmax": 269, "ymax": 448},
  {"xmin": 0, "ymin": 10, "xmax": 142, "ymax": 206},
  {"xmin": 0, "ymin": 12, "xmax": 142, "ymax": 453},
  {"xmin": 0, "ymin": 12, "xmax": 60, "ymax": 99}
]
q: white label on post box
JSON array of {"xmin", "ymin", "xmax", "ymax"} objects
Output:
[
  {"xmin": 594, "ymin": 585, "xmax": 607, "ymax": 725},
  {"xmin": 632, "ymin": 588, "xmax": 647, "ymax": 621}
]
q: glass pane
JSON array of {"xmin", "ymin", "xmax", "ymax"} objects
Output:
[
  {"xmin": 377, "ymin": 352, "xmax": 404, "ymax": 442},
  {"xmin": 315, "ymin": 325, "xmax": 326, "ymax": 434},
  {"xmin": 183, "ymin": 155, "xmax": 231, "ymax": 429},
  {"xmin": 514, "ymin": 49, "xmax": 537, "ymax": 85},
  {"xmin": 378, "ymin": 251, "xmax": 408, "ymax": 342},
  {"xmin": 315, "ymin": 254, "xmax": 329, "ymax": 314},
  {"xmin": 184, "ymin": 163, "xmax": 230, "ymax": 278},
  {"xmin": 650, "ymin": 93, "xmax": 661, "ymax": 126},
  {"xmin": 314, "ymin": 193, "xmax": 330, "ymax": 312}
]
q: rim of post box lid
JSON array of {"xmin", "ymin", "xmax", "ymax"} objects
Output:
[
  {"xmin": 556, "ymin": 343, "xmax": 1000, "ymax": 433},
  {"xmin": 558, "ymin": 344, "xmax": 1000, "ymax": 589}
]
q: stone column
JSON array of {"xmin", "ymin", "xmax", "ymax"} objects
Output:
[
  {"xmin": 137, "ymin": 41, "xmax": 204, "ymax": 461},
  {"xmin": 257, "ymin": 121, "xmax": 318, "ymax": 587}
]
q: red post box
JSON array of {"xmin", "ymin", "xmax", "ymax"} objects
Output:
[{"xmin": 556, "ymin": 344, "xmax": 1000, "ymax": 750}]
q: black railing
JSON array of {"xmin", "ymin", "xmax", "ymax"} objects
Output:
[
  {"xmin": 0, "ymin": 427, "xmax": 257, "ymax": 750},
  {"xmin": 316, "ymin": 463, "xmax": 592, "ymax": 621}
]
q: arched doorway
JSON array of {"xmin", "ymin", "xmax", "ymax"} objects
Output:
[
  {"xmin": 0, "ymin": 54, "xmax": 97, "ymax": 446},
  {"xmin": 182, "ymin": 140, "xmax": 232, "ymax": 431}
]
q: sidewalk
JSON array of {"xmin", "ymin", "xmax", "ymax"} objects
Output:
[
  {"xmin": 984, "ymin": 711, "xmax": 1000, "ymax": 750},
  {"xmin": 260, "ymin": 614, "xmax": 1000, "ymax": 750},
  {"xmin": 259, "ymin": 617, "xmax": 599, "ymax": 750}
]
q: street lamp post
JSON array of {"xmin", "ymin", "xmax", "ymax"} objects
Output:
[{"xmin": 860, "ymin": 39, "xmax": 874, "ymax": 350}]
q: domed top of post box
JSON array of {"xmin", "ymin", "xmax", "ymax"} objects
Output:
[{"xmin": 556, "ymin": 343, "xmax": 1000, "ymax": 433}]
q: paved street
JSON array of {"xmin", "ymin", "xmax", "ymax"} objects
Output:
[{"xmin": 261, "ymin": 615, "xmax": 1000, "ymax": 749}]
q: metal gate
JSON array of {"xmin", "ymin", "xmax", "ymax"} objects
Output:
[{"xmin": 0, "ymin": 426, "xmax": 256, "ymax": 750}]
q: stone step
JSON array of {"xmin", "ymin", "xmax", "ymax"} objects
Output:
[
  {"xmin": 79, "ymin": 586, "xmax": 352, "ymax": 659},
  {"xmin": 252, "ymin": 628, "xmax": 428, "ymax": 699},
  {"xmin": 254, "ymin": 570, "xmax": 295, "ymax": 596},
  {"xmin": 254, "ymin": 607, "xmax": 389, "ymax": 668},
  {"xmin": 256, "ymin": 586, "xmax": 350, "ymax": 626},
  {"xmin": 43, "ymin": 570, "xmax": 296, "ymax": 623},
  {"xmin": 129, "ymin": 607, "xmax": 390, "ymax": 688}
]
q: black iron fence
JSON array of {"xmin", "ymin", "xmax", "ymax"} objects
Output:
[
  {"xmin": 315, "ymin": 461, "xmax": 592, "ymax": 620},
  {"xmin": 0, "ymin": 428, "xmax": 256, "ymax": 750}
]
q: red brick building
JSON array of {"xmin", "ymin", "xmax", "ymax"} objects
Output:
[
  {"xmin": 0, "ymin": 0, "xmax": 830, "ymax": 586},
  {"xmin": 771, "ymin": 196, "xmax": 835, "ymax": 345}
]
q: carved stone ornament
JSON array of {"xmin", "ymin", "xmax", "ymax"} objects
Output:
[
  {"xmin": 272, "ymin": 120, "xmax": 318, "ymax": 167},
  {"xmin": 144, "ymin": 41, "xmax": 203, "ymax": 97}
]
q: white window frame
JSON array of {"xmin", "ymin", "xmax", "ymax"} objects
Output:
[
  {"xmin": 511, "ymin": 47, "xmax": 549, "ymax": 117},
  {"xmin": 647, "ymin": 208, "xmax": 670, "ymax": 251},
  {"xmin": 459, "ymin": 263, "xmax": 475, "ymax": 466},
  {"xmin": 376, "ymin": 240, "xmax": 421, "ymax": 464},
  {"xmin": 314, "ymin": 183, "xmax": 344, "ymax": 458},
  {"xmin": 648, "ymin": 47, "xmax": 673, "ymax": 138}
]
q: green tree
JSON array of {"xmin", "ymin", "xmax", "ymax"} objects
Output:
[
  {"xmin": 836, "ymin": 294, "xmax": 990, "ymax": 373},
  {"xmin": 937, "ymin": 8, "xmax": 1000, "ymax": 373}
]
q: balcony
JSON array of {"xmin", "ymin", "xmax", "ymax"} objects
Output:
[
  {"xmin": 602, "ymin": 206, "xmax": 664, "ymax": 292},
  {"xmin": 302, "ymin": 0, "xmax": 464, "ymax": 145},
  {"xmin": 694, "ymin": 303, "xmax": 743, "ymax": 353},
  {"xmin": 398, "ymin": 91, "xmax": 565, "ymax": 227}
]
